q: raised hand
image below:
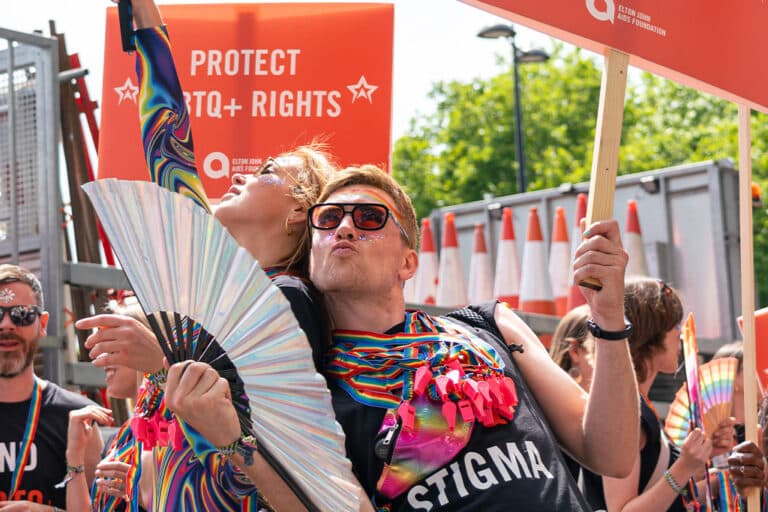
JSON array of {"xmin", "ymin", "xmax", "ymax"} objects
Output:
[
  {"xmin": 77, "ymin": 314, "xmax": 164, "ymax": 374},
  {"xmin": 66, "ymin": 405, "xmax": 113, "ymax": 465},
  {"xmin": 573, "ymin": 219, "xmax": 628, "ymax": 331},
  {"xmin": 709, "ymin": 417, "xmax": 737, "ymax": 457},
  {"xmin": 677, "ymin": 428, "xmax": 712, "ymax": 474}
]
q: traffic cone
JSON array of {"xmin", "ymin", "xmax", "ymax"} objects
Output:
[
  {"xmin": 413, "ymin": 218, "xmax": 438, "ymax": 305},
  {"xmin": 519, "ymin": 207, "xmax": 555, "ymax": 316},
  {"xmin": 468, "ymin": 224, "xmax": 493, "ymax": 303},
  {"xmin": 493, "ymin": 207, "xmax": 521, "ymax": 309},
  {"xmin": 566, "ymin": 193, "xmax": 588, "ymax": 311},
  {"xmin": 436, "ymin": 212, "xmax": 468, "ymax": 308},
  {"xmin": 625, "ymin": 199, "xmax": 650, "ymax": 277},
  {"xmin": 548, "ymin": 207, "xmax": 570, "ymax": 317}
]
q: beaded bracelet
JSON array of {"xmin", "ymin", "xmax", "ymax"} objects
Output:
[
  {"xmin": 54, "ymin": 464, "xmax": 85, "ymax": 488},
  {"xmin": 147, "ymin": 367, "xmax": 168, "ymax": 385},
  {"xmin": 219, "ymin": 439, "xmax": 239, "ymax": 457},
  {"xmin": 663, "ymin": 469, "xmax": 688, "ymax": 496},
  {"xmin": 218, "ymin": 435, "xmax": 258, "ymax": 466}
]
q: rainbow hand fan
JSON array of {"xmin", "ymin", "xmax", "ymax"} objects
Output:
[
  {"xmin": 83, "ymin": 179, "xmax": 360, "ymax": 512},
  {"xmin": 665, "ymin": 356, "xmax": 738, "ymax": 446}
]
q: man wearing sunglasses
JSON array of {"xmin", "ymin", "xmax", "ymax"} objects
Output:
[
  {"xmin": 163, "ymin": 165, "xmax": 639, "ymax": 510},
  {"xmin": 0, "ymin": 264, "xmax": 99, "ymax": 511},
  {"xmin": 303, "ymin": 165, "xmax": 639, "ymax": 510}
]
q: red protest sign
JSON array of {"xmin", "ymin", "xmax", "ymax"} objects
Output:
[
  {"xmin": 98, "ymin": 3, "xmax": 394, "ymax": 199},
  {"xmin": 462, "ymin": 0, "xmax": 768, "ymax": 112}
]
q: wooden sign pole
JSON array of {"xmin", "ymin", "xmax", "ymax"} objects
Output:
[
  {"xmin": 738, "ymin": 104, "xmax": 759, "ymax": 511},
  {"xmin": 581, "ymin": 48, "xmax": 629, "ymax": 290}
]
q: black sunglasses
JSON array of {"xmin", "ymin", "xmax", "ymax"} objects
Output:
[
  {"xmin": 308, "ymin": 203, "xmax": 409, "ymax": 242},
  {"xmin": 0, "ymin": 305, "xmax": 42, "ymax": 327}
]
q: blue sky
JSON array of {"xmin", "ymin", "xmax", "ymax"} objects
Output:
[{"xmin": 5, "ymin": 0, "xmax": 552, "ymax": 140}]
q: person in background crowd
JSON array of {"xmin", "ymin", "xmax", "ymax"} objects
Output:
[
  {"xmin": 550, "ymin": 304, "xmax": 595, "ymax": 393},
  {"xmin": 77, "ymin": 1, "xmax": 338, "ymax": 509},
  {"xmin": 712, "ymin": 341, "xmax": 747, "ymax": 443},
  {"xmin": 0, "ymin": 264, "xmax": 99, "ymax": 511},
  {"xmin": 65, "ymin": 301, "xmax": 152, "ymax": 512},
  {"xmin": 550, "ymin": 304, "xmax": 605, "ymax": 510},
  {"xmin": 601, "ymin": 278, "xmax": 735, "ymax": 512}
]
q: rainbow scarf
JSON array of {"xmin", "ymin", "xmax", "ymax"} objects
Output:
[
  {"xmin": 8, "ymin": 378, "xmax": 42, "ymax": 499},
  {"xmin": 92, "ymin": 421, "xmax": 142, "ymax": 512},
  {"xmin": 327, "ymin": 311, "xmax": 520, "ymax": 503},
  {"xmin": 327, "ymin": 311, "xmax": 517, "ymax": 429}
]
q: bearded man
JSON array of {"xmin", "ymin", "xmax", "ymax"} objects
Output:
[{"xmin": 0, "ymin": 264, "xmax": 99, "ymax": 510}]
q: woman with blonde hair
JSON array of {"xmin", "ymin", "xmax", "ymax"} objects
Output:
[
  {"xmin": 550, "ymin": 304, "xmax": 606, "ymax": 510},
  {"xmin": 75, "ymin": 1, "xmax": 337, "ymax": 510},
  {"xmin": 550, "ymin": 304, "xmax": 595, "ymax": 392}
]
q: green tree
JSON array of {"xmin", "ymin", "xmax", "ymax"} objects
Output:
[{"xmin": 392, "ymin": 43, "xmax": 768, "ymax": 305}]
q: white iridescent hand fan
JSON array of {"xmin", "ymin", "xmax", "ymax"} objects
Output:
[{"xmin": 82, "ymin": 179, "xmax": 360, "ymax": 512}]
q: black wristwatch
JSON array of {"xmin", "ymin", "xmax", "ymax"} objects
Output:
[{"xmin": 587, "ymin": 317, "xmax": 633, "ymax": 340}]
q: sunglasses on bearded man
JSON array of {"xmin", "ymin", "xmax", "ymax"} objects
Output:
[{"xmin": 0, "ymin": 305, "xmax": 43, "ymax": 327}]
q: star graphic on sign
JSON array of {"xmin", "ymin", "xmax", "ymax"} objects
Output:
[
  {"xmin": 114, "ymin": 77, "xmax": 139, "ymax": 104},
  {"xmin": 346, "ymin": 75, "xmax": 378, "ymax": 104}
]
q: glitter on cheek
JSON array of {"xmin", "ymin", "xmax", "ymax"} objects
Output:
[
  {"xmin": 357, "ymin": 233, "xmax": 385, "ymax": 242},
  {"xmin": 259, "ymin": 174, "xmax": 285, "ymax": 186}
]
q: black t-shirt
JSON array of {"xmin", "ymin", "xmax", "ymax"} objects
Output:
[
  {"xmin": 330, "ymin": 302, "xmax": 589, "ymax": 511},
  {"xmin": 272, "ymin": 274, "xmax": 329, "ymax": 372},
  {"xmin": 0, "ymin": 381, "xmax": 94, "ymax": 506}
]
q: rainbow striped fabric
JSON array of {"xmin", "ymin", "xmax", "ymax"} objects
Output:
[{"xmin": 91, "ymin": 421, "xmax": 141, "ymax": 512}]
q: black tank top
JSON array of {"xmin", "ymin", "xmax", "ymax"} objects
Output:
[
  {"xmin": 639, "ymin": 398, "xmax": 686, "ymax": 512},
  {"xmin": 330, "ymin": 302, "xmax": 589, "ymax": 511}
]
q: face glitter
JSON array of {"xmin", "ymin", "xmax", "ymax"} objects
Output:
[
  {"xmin": 357, "ymin": 233, "xmax": 385, "ymax": 242},
  {"xmin": 0, "ymin": 288, "xmax": 15, "ymax": 304},
  {"xmin": 257, "ymin": 173, "xmax": 285, "ymax": 186}
]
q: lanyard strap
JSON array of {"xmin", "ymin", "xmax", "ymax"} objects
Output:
[{"xmin": 8, "ymin": 377, "xmax": 43, "ymax": 498}]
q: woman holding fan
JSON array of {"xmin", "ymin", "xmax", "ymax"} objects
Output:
[
  {"xmin": 74, "ymin": 1, "xmax": 337, "ymax": 510},
  {"xmin": 601, "ymin": 278, "xmax": 734, "ymax": 512}
]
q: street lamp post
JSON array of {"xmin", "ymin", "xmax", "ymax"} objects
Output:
[{"xmin": 478, "ymin": 24, "xmax": 549, "ymax": 194}]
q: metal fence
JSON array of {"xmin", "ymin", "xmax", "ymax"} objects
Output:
[{"xmin": 1, "ymin": 27, "xmax": 64, "ymax": 382}]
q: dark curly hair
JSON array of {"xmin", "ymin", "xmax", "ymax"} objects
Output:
[{"xmin": 624, "ymin": 277, "xmax": 684, "ymax": 383}]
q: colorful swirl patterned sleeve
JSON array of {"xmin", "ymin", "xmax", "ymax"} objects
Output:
[
  {"xmin": 134, "ymin": 26, "xmax": 211, "ymax": 212},
  {"xmin": 150, "ymin": 405, "xmax": 259, "ymax": 511},
  {"xmin": 132, "ymin": 28, "xmax": 258, "ymax": 511}
]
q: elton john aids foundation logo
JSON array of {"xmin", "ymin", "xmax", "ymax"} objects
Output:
[{"xmin": 586, "ymin": 0, "xmax": 615, "ymax": 23}]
